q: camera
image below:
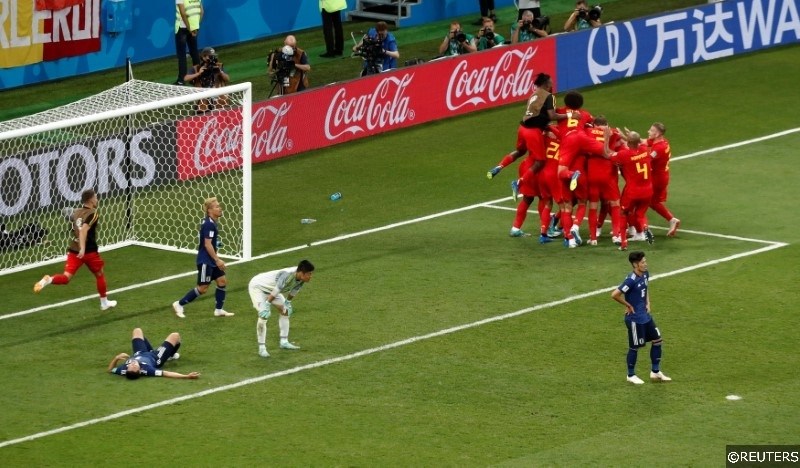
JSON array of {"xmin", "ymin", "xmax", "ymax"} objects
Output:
[
  {"xmin": 482, "ymin": 28, "xmax": 495, "ymax": 41},
  {"xmin": 269, "ymin": 45, "xmax": 296, "ymax": 88},
  {"xmin": 532, "ymin": 16, "xmax": 550, "ymax": 30},
  {"xmin": 588, "ymin": 5, "xmax": 602, "ymax": 21},
  {"xmin": 355, "ymin": 35, "xmax": 385, "ymax": 75},
  {"xmin": 454, "ymin": 30, "xmax": 467, "ymax": 43},
  {"xmin": 577, "ymin": 7, "xmax": 588, "ymax": 19}
]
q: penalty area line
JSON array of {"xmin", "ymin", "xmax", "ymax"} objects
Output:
[{"xmin": 0, "ymin": 238, "xmax": 786, "ymax": 449}]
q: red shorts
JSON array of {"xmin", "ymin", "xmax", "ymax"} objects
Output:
[
  {"xmin": 620, "ymin": 186, "xmax": 653, "ymax": 211},
  {"xmin": 538, "ymin": 167, "xmax": 559, "ymax": 201},
  {"xmin": 587, "ymin": 175, "xmax": 621, "ymax": 202},
  {"xmin": 518, "ymin": 125, "xmax": 545, "ymax": 161},
  {"xmin": 651, "ymin": 181, "xmax": 669, "ymax": 204},
  {"xmin": 518, "ymin": 157, "xmax": 540, "ymax": 197},
  {"xmin": 64, "ymin": 251, "xmax": 105, "ymax": 275}
]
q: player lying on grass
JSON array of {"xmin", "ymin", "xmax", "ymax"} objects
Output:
[{"xmin": 108, "ymin": 327, "xmax": 200, "ymax": 380}]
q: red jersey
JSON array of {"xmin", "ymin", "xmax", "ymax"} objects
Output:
[
  {"xmin": 648, "ymin": 137, "xmax": 671, "ymax": 185},
  {"xmin": 555, "ymin": 106, "xmax": 594, "ymax": 137},
  {"xmin": 558, "ymin": 127, "xmax": 604, "ymax": 169},
  {"xmin": 613, "ymin": 143, "xmax": 653, "ymax": 196}
]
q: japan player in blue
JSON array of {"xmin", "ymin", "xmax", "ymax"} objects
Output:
[
  {"xmin": 108, "ymin": 328, "xmax": 200, "ymax": 380},
  {"xmin": 172, "ymin": 197, "xmax": 234, "ymax": 318},
  {"xmin": 611, "ymin": 251, "xmax": 672, "ymax": 385}
]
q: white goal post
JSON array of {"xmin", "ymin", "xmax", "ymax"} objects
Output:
[{"xmin": 0, "ymin": 80, "xmax": 252, "ymax": 276}]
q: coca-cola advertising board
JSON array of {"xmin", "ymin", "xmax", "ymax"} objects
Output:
[{"xmin": 175, "ymin": 37, "xmax": 556, "ymax": 173}]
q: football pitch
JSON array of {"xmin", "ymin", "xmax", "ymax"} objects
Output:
[{"xmin": 2, "ymin": 46, "xmax": 800, "ymax": 465}]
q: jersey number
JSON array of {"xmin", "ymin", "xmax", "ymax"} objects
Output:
[{"xmin": 636, "ymin": 162, "xmax": 649, "ymax": 180}]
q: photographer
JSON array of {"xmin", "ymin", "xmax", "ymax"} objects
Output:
[
  {"xmin": 268, "ymin": 35, "xmax": 311, "ymax": 94},
  {"xmin": 352, "ymin": 21, "xmax": 399, "ymax": 77},
  {"xmin": 511, "ymin": 10, "xmax": 549, "ymax": 44},
  {"xmin": 477, "ymin": 17, "xmax": 505, "ymax": 51},
  {"xmin": 185, "ymin": 47, "xmax": 229, "ymax": 89},
  {"xmin": 564, "ymin": 0, "xmax": 602, "ymax": 32},
  {"xmin": 439, "ymin": 21, "xmax": 477, "ymax": 56}
]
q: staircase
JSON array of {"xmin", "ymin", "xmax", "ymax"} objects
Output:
[{"xmin": 347, "ymin": 0, "xmax": 421, "ymax": 26}]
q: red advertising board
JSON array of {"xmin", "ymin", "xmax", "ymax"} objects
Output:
[
  {"xmin": 252, "ymin": 38, "xmax": 556, "ymax": 163},
  {"xmin": 175, "ymin": 38, "xmax": 556, "ymax": 174}
]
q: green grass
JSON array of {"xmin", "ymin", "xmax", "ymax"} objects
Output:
[
  {"xmin": 0, "ymin": 0, "xmax": 707, "ymax": 121},
  {"xmin": 1, "ymin": 44, "xmax": 799, "ymax": 465}
]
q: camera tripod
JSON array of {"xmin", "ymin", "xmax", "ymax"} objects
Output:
[{"xmin": 268, "ymin": 73, "xmax": 289, "ymax": 98}]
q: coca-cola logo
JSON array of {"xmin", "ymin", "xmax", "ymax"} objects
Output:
[
  {"xmin": 324, "ymin": 74, "xmax": 415, "ymax": 140},
  {"xmin": 446, "ymin": 47, "xmax": 537, "ymax": 111},
  {"xmin": 192, "ymin": 114, "xmax": 243, "ymax": 171},
  {"xmin": 252, "ymin": 102, "xmax": 293, "ymax": 160}
]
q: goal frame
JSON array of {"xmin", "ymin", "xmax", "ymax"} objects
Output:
[{"xmin": 0, "ymin": 82, "xmax": 252, "ymax": 276}]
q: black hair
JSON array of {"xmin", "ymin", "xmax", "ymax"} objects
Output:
[
  {"xmin": 628, "ymin": 251, "xmax": 645, "ymax": 264},
  {"xmin": 81, "ymin": 189, "xmax": 96, "ymax": 204},
  {"xmin": 534, "ymin": 73, "xmax": 551, "ymax": 87},
  {"xmin": 297, "ymin": 259, "xmax": 315, "ymax": 273},
  {"xmin": 564, "ymin": 91, "xmax": 584, "ymax": 110},
  {"xmin": 125, "ymin": 371, "xmax": 141, "ymax": 380}
]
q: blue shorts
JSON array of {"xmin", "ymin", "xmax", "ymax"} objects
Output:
[
  {"xmin": 197, "ymin": 263, "xmax": 225, "ymax": 285},
  {"xmin": 625, "ymin": 318, "xmax": 661, "ymax": 348},
  {"xmin": 131, "ymin": 337, "xmax": 179, "ymax": 368}
]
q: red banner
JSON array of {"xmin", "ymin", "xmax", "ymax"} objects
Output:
[
  {"xmin": 175, "ymin": 38, "xmax": 557, "ymax": 175},
  {"xmin": 253, "ymin": 38, "xmax": 556, "ymax": 163}
]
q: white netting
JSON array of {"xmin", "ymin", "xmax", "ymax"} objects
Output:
[{"xmin": 0, "ymin": 80, "xmax": 252, "ymax": 275}]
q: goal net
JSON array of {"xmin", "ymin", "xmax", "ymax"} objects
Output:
[{"xmin": 0, "ymin": 80, "xmax": 252, "ymax": 276}]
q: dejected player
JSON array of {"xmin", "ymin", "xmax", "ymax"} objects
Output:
[{"xmin": 611, "ymin": 251, "xmax": 671, "ymax": 385}]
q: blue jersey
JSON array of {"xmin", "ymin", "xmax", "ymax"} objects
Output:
[
  {"xmin": 365, "ymin": 28, "xmax": 398, "ymax": 71},
  {"xmin": 196, "ymin": 216, "xmax": 219, "ymax": 266},
  {"xmin": 617, "ymin": 271, "xmax": 651, "ymax": 324},
  {"xmin": 111, "ymin": 351, "xmax": 163, "ymax": 378}
]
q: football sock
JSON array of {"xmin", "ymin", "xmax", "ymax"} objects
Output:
[
  {"xmin": 215, "ymin": 286, "xmax": 226, "ymax": 309},
  {"xmin": 52, "ymin": 274, "xmax": 69, "ymax": 285},
  {"xmin": 574, "ymin": 203, "xmax": 586, "ymax": 227},
  {"xmin": 598, "ymin": 202, "xmax": 609, "ymax": 228},
  {"xmin": 95, "ymin": 274, "xmax": 107, "ymax": 297},
  {"xmin": 539, "ymin": 199, "xmax": 551, "ymax": 235},
  {"xmin": 560, "ymin": 211, "xmax": 573, "ymax": 238},
  {"xmin": 627, "ymin": 348, "xmax": 638, "ymax": 376},
  {"xmin": 650, "ymin": 342, "xmax": 662, "ymax": 372},
  {"xmin": 610, "ymin": 204, "xmax": 621, "ymax": 237},
  {"xmin": 279, "ymin": 315, "xmax": 290, "ymax": 343},
  {"xmin": 588, "ymin": 207, "xmax": 598, "ymax": 239},
  {"xmin": 180, "ymin": 288, "xmax": 200, "ymax": 305},
  {"xmin": 499, "ymin": 154, "xmax": 516, "ymax": 168},
  {"xmin": 513, "ymin": 199, "xmax": 531, "ymax": 229},
  {"xmin": 651, "ymin": 201, "xmax": 673, "ymax": 222},
  {"xmin": 257, "ymin": 318, "xmax": 268, "ymax": 346}
]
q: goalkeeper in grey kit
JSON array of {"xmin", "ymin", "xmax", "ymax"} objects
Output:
[{"xmin": 249, "ymin": 260, "xmax": 315, "ymax": 357}]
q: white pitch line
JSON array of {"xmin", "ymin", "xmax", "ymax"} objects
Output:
[
  {"xmin": 6, "ymin": 126, "xmax": 800, "ymax": 320},
  {"xmin": 0, "ymin": 130, "xmax": 795, "ymax": 447},
  {"xmin": 0, "ymin": 236, "xmax": 786, "ymax": 449}
]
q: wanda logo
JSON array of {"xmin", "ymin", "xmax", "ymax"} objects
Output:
[
  {"xmin": 324, "ymin": 74, "xmax": 415, "ymax": 139},
  {"xmin": 446, "ymin": 47, "xmax": 538, "ymax": 111}
]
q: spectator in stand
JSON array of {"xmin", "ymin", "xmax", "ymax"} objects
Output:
[
  {"xmin": 564, "ymin": 0, "xmax": 603, "ymax": 32},
  {"xmin": 476, "ymin": 16, "xmax": 505, "ymax": 50},
  {"xmin": 320, "ymin": 0, "xmax": 346, "ymax": 57},
  {"xmin": 174, "ymin": 0, "xmax": 203, "ymax": 86},
  {"xmin": 511, "ymin": 9, "xmax": 549, "ymax": 44},
  {"xmin": 439, "ymin": 21, "xmax": 477, "ymax": 56}
]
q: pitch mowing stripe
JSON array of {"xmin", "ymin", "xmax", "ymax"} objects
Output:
[
  {"xmin": 0, "ymin": 237, "xmax": 787, "ymax": 449},
  {"xmin": 4, "ymin": 126, "xmax": 799, "ymax": 321}
]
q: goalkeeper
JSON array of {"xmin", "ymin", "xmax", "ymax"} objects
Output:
[{"xmin": 248, "ymin": 260, "xmax": 315, "ymax": 357}]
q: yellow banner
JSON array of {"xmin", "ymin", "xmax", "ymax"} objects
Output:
[{"xmin": 1, "ymin": 0, "xmax": 45, "ymax": 68}]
